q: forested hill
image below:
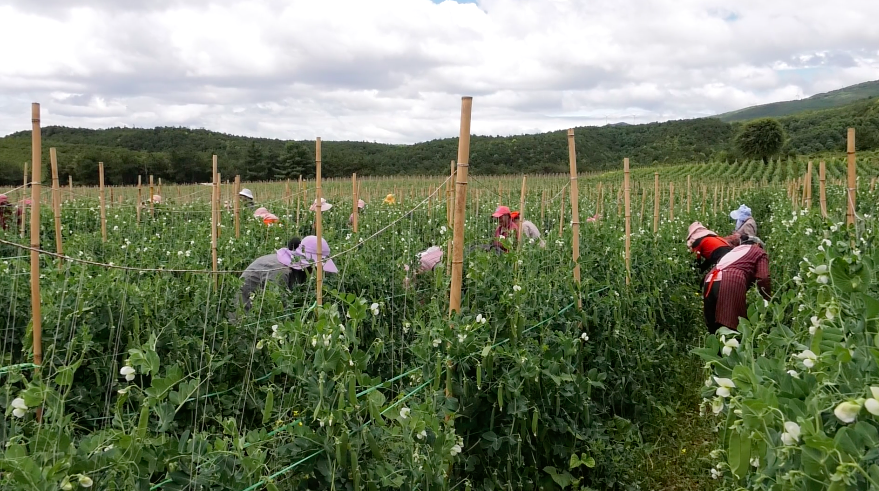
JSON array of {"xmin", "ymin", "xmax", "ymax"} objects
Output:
[
  {"xmin": 717, "ymin": 80, "xmax": 879, "ymax": 122},
  {"xmin": 2, "ymin": 97, "xmax": 879, "ymax": 186}
]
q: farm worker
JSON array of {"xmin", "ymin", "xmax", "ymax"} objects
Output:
[
  {"xmin": 383, "ymin": 194, "xmax": 396, "ymax": 205},
  {"xmin": 0, "ymin": 194, "xmax": 14, "ymax": 230},
  {"xmin": 310, "ymin": 198, "xmax": 332, "ymax": 212},
  {"xmin": 491, "ymin": 206, "xmax": 518, "ymax": 252},
  {"xmin": 152, "ymin": 195, "xmax": 162, "ymax": 204},
  {"xmin": 349, "ymin": 199, "xmax": 366, "ymax": 224},
  {"xmin": 254, "ymin": 207, "xmax": 270, "ymax": 219},
  {"xmin": 404, "ymin": 246, "xmax": 443, "ymax": 289},
  {"xmin": 686, "ymin": 221, "xmax": 733, "ymax": 274},
  {"xmin": 239, "ymin": 188, "xmax": 255, "ymax": 211},
  {"xmin": 702, "ymin": 236, "xmax": 771, "ymax": 333},
  {"xmin": 586, "ymin": 213, "xmax": 601, "ymax": 223},
  {"xmin": 262, "ymin": 213, "xmax": 279, "ymax": 225},
  {"xmin": 511, "ymin": 211, "xmax": 545, "ymax": 248},
  {"xmin": 238, "ymin": 236, "xmax": 338, "ymax": 311},
  {"xmin": 725, "ymin": 204, "xmax": 757, "ymax": 246}
]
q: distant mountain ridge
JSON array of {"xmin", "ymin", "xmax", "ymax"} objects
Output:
[{"xmin": 716, "ymin": 80, "xmax": 879, "ymax": 122}]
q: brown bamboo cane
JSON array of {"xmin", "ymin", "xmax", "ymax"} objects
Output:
[
  {"xmin": 352, "ymin": 173, "xmax": 359, "ymax": 233},
  {"xmin": 540, "ymin": 189, "xmax": 546, "ymax": 225},
  {"xmin": 846, "ymin": 128, "xmax": 856, "ymax": 226},
  {"xmin": 20, "ymin": 161, "xmax": 28, "ymax": 237},
  {"xmin": 517, "ymin": 175, "xmax": 527, "ymax": 245},
  {"xmin": 819, "ymin": 162, "xmax": 827, "ymax": 219},
  {"xmin": 149, "ymin": 175, "xmax": 155, "ymax": 216},
  {"xmin": 806, "ymin": 161, "xmax": 813, "ymax": 210},
  {"xmin": 624, "ymin": 158, "xmax": 631, "ymax": 285},
  {"xmin": 99, "ymin": 163, "xmax": 107, "ymax": 242},
  {"xmin": 137, "ymin": 175, "xmax": 142, "ymax": 224},
  {"xmin": 315, "ymin": 138, "xmax": 324, "ymax": 307},
  {"xmin": 296, "ymin": 175, "xmax": 302, "ymax": 231},
  {"xmin": 639, "ymin": 185, "xmax": 646, "ymax": 227},
  {"xmin": 567, "ymin": 129, "xmax": 581, "ymax": 308},
  {"xmin": 686, "ymin": 175, "xmax": 691, "ymax": 214},
  {"xmin": 234, "ymin": 175, "xmax": 241, "ymax": 239},
  {"xmin": 449, "ymin": 97, "xmax": 472, "ymax": 315},
  {"xmin": 49, "ymin": 148, "xmax": 63, "ymax": 269},
  {"xmin": 653, "ymin": 173, "xmax": 659, "ymax": 234},
  {"xmin": 30, "ymin": 103, "xmax": 43, "ymax": 377},
  {"xmin": 669, "ymin": 182, "xmax": 675, "ymax": 221},
  {"xmin": 211, "ymin": 156, "xmax": 219, "ymax": 289}
]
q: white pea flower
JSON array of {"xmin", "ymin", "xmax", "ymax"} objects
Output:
[
  {"xmin": 711, "ymin": 398, "xmax": 724, "ymax": 414},
  {"xmin": 834, "ymin": 401, "xmax": 861, "ymax": 423},
  {"xmin": 810, "ymin": 265, "xmax": 828, "ymax": 275},
  {"xmin": 780, "ymin": 421, "xmax": 801, "ymax": 445},
  {"xmin": 750, "ymin": 457, "xmax": 760, "ymax": 467},
  {"xmin": 457, "ymin": 333, "xmax": 466, "ymax": 343},
  {"xmin": 271, "ymin": 325, "xmax": 283, "ymax": 339},
  {"xmin": 865, "ymin": 388, "xmax": 879, "ymax": 416},
  {"xmin": 787, "ymin": 370, "xmax": 800, "ymax": 379},
  {"xmin": 370, "ymin": 303, "xmax": 380, "ymax": 316},
  {"xmin": 817, "ymin": 275, "xmax": 829, "ymax": 285},
  {"xmin": 11, "ymin": 397, "xmax": 27, "ymax": 418},
  {"xmin": 796, "ymin": 350, "xmax": 817, "ymax": 368},
  {"xmin": 61, "ymin": 478, "xmax": 74, "ymax": 490},
  {"xmin": 400, "ymin": 407, "xmax": 411, "ymax": 419},
  {"xmin": 78, "ymin": 475, "xmax": 94, "ymax": 488},
  {"xmin": 580, "ymin": 332, "xmax": 589, "ymax": 342},
  {"xmin": 432, "ymin": 339, "xmax": 441, "ymax": 348},
  {"xmin": 714, "ymin": 377, "xmax": 736, "ymax": 398},
  {"xmin": 417, "ymin": 430, "xmax": 427, "ymax": 440},
  {"xmin": 120, "ymin": 365, "xmax": 136, "ymax": 382},
  {"xmin": 720, "ymin": 335, "xmax": 739, "ymax": 356},
  {"xmin": 809, "ymin": 316, "xmax": 821, "ymax": 335},
  {"xmin": 512, "ymin": 285, "xmax": 522, "ymax": 292},
  {"xmin": 450, "ymin": 443, "xmax": 463, "ymax": 456}
]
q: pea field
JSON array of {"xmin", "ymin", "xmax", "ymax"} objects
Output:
[{"xmin": 2, "ymin": 154, "xmax": 879, "ymax": 491}]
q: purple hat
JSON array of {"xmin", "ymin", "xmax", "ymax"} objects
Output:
[{"xmin": 289, "ymin": 235, "xmax": 338, "ymax": 273}]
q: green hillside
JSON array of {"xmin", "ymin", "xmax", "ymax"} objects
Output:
[
  {"xmin": 2, "ymin": 96, "xmax": 879, "ymax": 186},
  {"xmin": 717, "ymin": 80, "xmax": 879, "ymax": 122}
]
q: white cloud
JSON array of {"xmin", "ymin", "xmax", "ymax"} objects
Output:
[{"xmin": 0, "ymin": 0, "xmax": 877, "ymax": 143}]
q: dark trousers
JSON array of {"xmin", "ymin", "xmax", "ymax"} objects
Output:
[{"xmin": 703, "ymin": 280, "xmax": 724, "ymax": 334}]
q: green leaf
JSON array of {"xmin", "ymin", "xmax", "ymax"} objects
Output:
[
  {"xmin": 861, "ymin": 293, "xmax": 879, "ymax": 320},
  {"xmin": 543, "ymin": 466, "xmax": 576, "ymax": 489},
  {"xmin": 53, "ymin": 361, "xmax": 80, "ymax": 387}
]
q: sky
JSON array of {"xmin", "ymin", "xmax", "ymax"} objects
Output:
[{"xmin": 0, "ymin": 0, "xmax": 877, "ymax": 144}]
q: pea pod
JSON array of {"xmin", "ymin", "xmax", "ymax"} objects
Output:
[
  {"xmin": 498, "ymin": 383, "xmax": 504, "ymax": 411},
  {"xmin": 335, "ymin": 438, "xmax": 347, "ymax": 467},
  {"xmin": 445, "ymin": 362, "xmax": 453, "ymax": 396},
  {"xmin": 262, "ymin": 390, "xmax": 274, "ymax": 425},
  {"xmin": 266, "ymin": 483, "xmax": 279, "ymax": 491},
  {"xmin": 365, "ymin": 427, "xmax": 383, "ymax": 460},
  {"xmin": 531, "ymin": 408, "xmax": 538, "ymax": 436},
  {"xmin": 136, "ymin": 404, "xmax": 150, "ymax": 439},
  {"xmin": 476, "ymin": 363, "xmax": 482, "ymax": 389}
]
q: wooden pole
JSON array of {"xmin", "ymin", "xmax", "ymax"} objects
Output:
[
  {"xmin": 211, "ymin": 156, "xmax": 219, "ymax": 288},
  {"xmin": 448, "ymin": 160, "xmax": 456, "ymax": 228},
  {"xmin": 136, "ymin": 175, "xmax": 142, "ymax": 224},
  {"xmin": 596, "ymin": 182, "xmax": 603, "ymax": 217},
  {"xmin": 449, "ymin": 97, "xmax": 472, "ymax": 315},
  {"xmin": 351, "ymin": 173, "xmax": 359, "ymax": 233},
  {"xmin": 846, "ymin": 128, "xmax": 856, "ymax": 226},
  {"xmin": 234, "ymin": 175, "xmax": 241, "ymax": 239},
  {"xmin": 286, "ymin": 179, "xmax": 291, "ymax": 207},
  {"xmin": 68, "ymin": 175, "xmax": 73, "ymax": 202},
  {"xmin": 686, "ymin": 175, "xmax": 691, "ymax": 214},
  {"xmin": 819, "ymin": 161, "xmax": 828, "ymax": 219},
  {"xmin": 653, "ymin": 173, "xmax": 659, "ymax": 234},
  {"xmin": 98, "ymin": 163, "xmax": 107, "ymax": 242},
  {"xmin": 624, "ymin": 158, "xmax": 631, "ymax": 285},
  {"xmin": 157, "ymin": 178, "xmax": 162, "ymax": 199},
  {"xmin": 540, "ymin": 189, "xmax": 546, "ymax": 225},
  {"xmin": 669, "ymin": 182, "xmax": 675, "ymax": 221},
  {"xmin": 49, "ymin": 148, "xmax": 63, "ymax": 269},
  {"xmin": 558, "ymin": 190, "xmax": 565, "ymax": 237},
  {"xmin": 216, "ymin": 173, "xmax": 222, "ymax": 239},
  {"xmin": 296, "ymin": 175, "xmax": 303, "ymax": 231},
  {"xmin": 805, "ymin": 161, "xmax": 813, "ymax": 210},
  {"xmin": 567, "ymin": 129, "xmax": 581, "ymax": 308},
  {"xmin": 517, "ymin": 175, "xmax": 527, "ymax": 244},
  {"xmin": 30, "ymin": 103, "xmax": 43, "ymax": 374},
  {"xmin": 315, "ymin": 138, "xmax": 324, "ymax": 307},
  {"xmin": 149, "ymin": 175, "xmax": 155, "ymax": 216},
  {"xmin": 20, "ymin": 161, "xmax": 28, "ymax": 237},
  {"xmin": 712, "ymin": 185, "xmax": 718, "ymax": 216},
  {"xmin": 639, "ymin": 186, "xmax": 647, "ymax": 226}
]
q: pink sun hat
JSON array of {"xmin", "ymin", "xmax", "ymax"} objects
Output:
[
  {"xmin": 491, "ymin": 205, "xmax": 511, "ymax": 218},
  {"xmin": 290, "ymin": 236, "xmax": 338, "ymax": 273},
  {"xmin": 152, "ymin": 195, "xmax": 162, "ymax": 204},
  {"xmin": 358, "ymin": 199, "xmax": 365, "ymax": 209},
  {"xmin": 262, "ymin": 213, "xmax": 279, "ymax": 224},
  {"xmin": 686, "ymin": 221, "xmax": 715, "ymax": 249},
  {"xmin": 254, "ymin": 207, "xmax": 270, "ymax": 218},
  {"xmin": 0, "ymin": 194, "xmax": 8, "ymax": 204},
  {"xmin": 310, "ymin": 198, "xmax": 332, "ymax": 212},
  {"xmin": 417, "ymin": 246, "xmax": 444, "ymax": 272}
]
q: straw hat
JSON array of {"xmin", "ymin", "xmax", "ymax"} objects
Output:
[
  {"xmin": 309, "ymin": 198, "xmax": 332, "ymax": 212},
  {"xmin": 239, "ymin": 188, "xmax": 254, "ymax": 200}
]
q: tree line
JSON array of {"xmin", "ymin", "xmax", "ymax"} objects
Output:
[{"xmin": 1, "ymin": 97, "xmax": 877, "ymax": 186}]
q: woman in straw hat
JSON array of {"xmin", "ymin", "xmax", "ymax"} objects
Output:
[
  {"xmin": 686, "ymin": 221, "xmax": 733, "ymax": 274},
  {"xmin": 702, "ymin": 236, "xmax": 771, "ymax": 333}
]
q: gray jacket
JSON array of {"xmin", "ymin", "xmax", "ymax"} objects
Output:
[
  {"xmin": 735, "ymin": 217, "xmax": 757, "ymax": 238},
  {"xmin": 239, "ymin": 254, "xmax": 290, "ymax": 310}
]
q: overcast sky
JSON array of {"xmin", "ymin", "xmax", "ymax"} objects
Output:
[{"xmin": 0, "ymin": 0, "xmax": 877, "ymax": 144}]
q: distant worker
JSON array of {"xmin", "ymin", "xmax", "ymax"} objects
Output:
[
  {"xmin": 310, "ymin": 198, "xmax": 332, "ymax": 212},
  {"xmin": 238, "ymin": 236, "xmax": 338, "ymax": 312},
  {"xmin": 239, "ymin": 188, "xmax": 255, "ymax": 211},
  {"xmin": 404, "ymin": 245, "xmax": 443, "ymax": 289},
  {"xmin": 726, "ymin": 204, "xmax": 757, "ymax": 246},
  {"xmin": 0, "ymin": 194, "xmax": 14, "ymax": 230},
  {"xmin": 152, "ymin": 195, "xmax": 162, "ymax": 204},
  {"xmin": 383, "ymin": 194, "xmax": 396, "ymax": 205},
  {"xmin": 511, "ymin": 211, "xmax": 545, "ymax": 248},
  {"xmin": 702, "ymin": 236, "xmax": 771, "ymax": 333},
  {"xmin": 491, "ymin": 206, "xmax": 518, "ymax": 252},
  {"xmin": 349, "ymin": 199, "xmax": 366, "ymax": 225},
  {"xmin": 686, "ymin": 221, "xmax": 733, "ymax": 274}
]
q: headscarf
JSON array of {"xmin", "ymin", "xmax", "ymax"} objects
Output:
[{"xmin": 730, "ymin": 204, "xmax": 752, "ymax": 231}]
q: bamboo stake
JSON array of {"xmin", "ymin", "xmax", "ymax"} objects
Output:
[
  {"xmin": 286, "ymin": 179, "xmax": 291, "ymax": 207},
  {"xmin": 559, "ymin": 191, "xmax": 565, "ymax": 237},
  {"xmin": 639, "ymin": 185, "xmax": 646, "ymax": 226},
  {"xmin": 296, "ymin": 175, "xmax": 302, "ymax": 231},
  {"xmin": 352, "ymin": 173, "xmax": 359, "ymax": 233},
  {"xmin": 686, "ymin": 175, "xmax": 691, "ymax": 213},
  {"xmin": 99, "ymin": 163, "xmax": 107, "ymax": 242},
  {"xmin": 805, "ymin": 161, "xmax": 813, "ymax": 210},
  {"xmin": 701, "ymin": 185, "xmax": 707, "ymax": 213},
  {"xmin": 30, "ymin": 103, "xmax": 43, "ymax": 377},
  {"xmin": 234, "ymin": 175, "xmax": 241, "ymax": 239},
  {"xmin": 157, "ymin": 178, "xmax": 162, "ymax": 199},
  {"xmin": 449, "ymin": 97, "xmax": 472, "ymax": 315},
  {"xmin": 68, "ymin": 175, "xmax": 73, "ymax": 202},
  {"xmin": 210, "ymin": 156, "xmax": 219, "ymax": 289},
  {"xmin": 216, "ymin": 173, "xmax": 222, "ymax": 239},
  {"xmin": 540, "ymin": 189, "xmax": 546, "ymax": 225},
  {"xmin": 315, "ymin": 138, "xmax": 324, "ymax": 307},
  {"xmin": 21, "ymin": 161, "xmax": 28, "ymax": 237},
  {"xmin": 624, "ymin": 158, "xmax": 631, "ymax": 285},
  {"xmin": 669, "ymin": 182, "xmax": 675, "ymax": 221},
  {"xmin": 712, "ymin": 185, "xmax": 718, "ymax": 216},
  {"xmin": 819, "ymin": 161, "xmax": 827, "ymax": 219},
  {"xmin": 50, "ymin": 148, "xmax": 63, "ymax": 269},
  {"xmin": 653, "ymin": 173, "xmax": 659, "ymax": 234},
  {"xmin": 517, "ymin": 175, "xmax": 526, "ymax": 244},
  {"xmin": 846, "ymin": 128, "xmax": 856, "ymax": 226},
  {"xmin": 137, "ymin": 176, "xmax": 142, "ymax": 224},
  {"xmin": 149, "ymin": 175, "xmax": 155, "ymax": 216},
  {"xmin": 567, "ymin": 130, "xmax": 581, "ymax": 308}
]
